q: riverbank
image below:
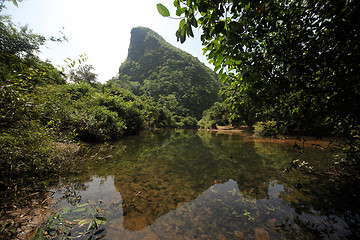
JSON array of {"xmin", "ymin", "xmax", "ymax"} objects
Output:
[
  {"xmin": 0, "ymin": 191, "xmax": 53, "ymax": 239},
  {"xmin": 0, "ymin": 141, "xmax": 84, "ymax": 239},
  {"xmin": 203, "ymin": 125, "xmax": 335, "ymax": 149}
]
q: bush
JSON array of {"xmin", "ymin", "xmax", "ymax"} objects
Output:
[
  {"xmin": 37, "ymin": 84, "xmax": 144, "ymax": 142},
  {"xmin": 72, "ymin": 105, "xmax": 126, "ymax": 142},
  {"xmin": 141, "ymin": 98, "xmax": 174, "ymax": 128},
  {"xmin": 253, "ymin": 121, "xmax": 285, "ymax": 138},
  {"xmin": 96, "ymin": 94, "xmax": 143, "ymax": 135},
  {"xmin": 1, "ymin": 121, "xmax": 62, "ymax": 180},
  {"xmin": 197, "ymin": 102, "xmax": 230, "ymax": 129},
  {"xmin": 180, "ymin": 116, "xmax": 198, "ymax": 128}
]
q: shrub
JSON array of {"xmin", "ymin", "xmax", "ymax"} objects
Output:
[
  {"xmin": 96, "ymin": 94, "xmax": 143, "ymax": 135},
  {"xmin": 71, "ymin": 105, "xmax": 126, "ymax": 142},
  {"xmin": 1, "ymin": 120, "xmax": 60, "ymax": 179},
  {"xmin": 253, "ymin": 121, "xmax": 285, "ymax": 138},
  {"xmin": 197, "ymin": 102, "xmax": 230, "ymax": 129}
]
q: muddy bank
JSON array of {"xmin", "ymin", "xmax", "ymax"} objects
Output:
[
  {"xmin": 0, "ymin": 191, "xmax": 54, "ymax": 240},
  {"xmin": 0, "ymin": 141, "xmax": 83, "ymax": 239},
  {"xmin": 202, "ymin": 126, "xmax": 336, "ymax": 149}
]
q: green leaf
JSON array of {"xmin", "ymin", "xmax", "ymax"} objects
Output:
[
  {"xmin": 180, "ymin": 25, "xmax": 186, "ymax": 43},
  {"xmin": 186, "ymin": 23, "xmax": 194, "ymax": 37},
  {"xmin": 12, "ymin": 0, "xmax": 18, "ymax": 7},
  {"xmin": 190, "ymin": 16, "xmax": 198, "ymax": 27},
  {"xmin": 157, "ymin": 3, "xmax": 170, "ymax": 17},
  {"xmin": 73, "ymin": 207, "xmax": 86, "ymax": 213},
  {"xmin": 173, "ymin": 0, "xmax": 180, "ymax": 8},
  {"xmin": 176, "ymin": 7, "xmax": 187, "ymax": 16},
  {"xmin": 94, "ymin": 228, "xmax": 105, "ymax": 235},
  {"xmin": 87, "ymin": 219, "xmax": 98, "ymax": 232},
  {"xmin": 62, "ymin": 207, "xmax": 71, "ymax": 214},
  {"xmin": 179, "ymin": 18, "xmax": 186, "ymax": 28},
  {"xmin": 95, "ymin": 217, "xmax": 107, "ymax": 222},
  {"xmin": 77, "ymin": 203, "xmax": 89, "ymax": 208},
  {"xmin": 214, "ymin": 64, "xmax": 221, "ymax": 73}
]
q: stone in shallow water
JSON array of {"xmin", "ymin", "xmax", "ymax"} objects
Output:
[
  {"xmin": 255, "ymin": 227, "xmax": 270, "ymax": 240},
  {"xmin": 235, "ymin": 230, "xmax": 246, "ymax": 239}
]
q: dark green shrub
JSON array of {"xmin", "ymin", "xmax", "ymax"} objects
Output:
[
  {"xmin": 1, "ymin": 121, "xmax": 59, "ymax": 179},
  {"xmin": 71, "ymin": 105, "xmax": 126, "ymax": 142},
  {"xmin": 96, "ymin": 94, "xmax": 143, "ymax": 135},
  {"xmin": 253, "ymin": 121, "xmax": 285, "ymax": 138},
  {"xmin": 198, "ymin": 102, "xmax": 231, "ymax": 129}
]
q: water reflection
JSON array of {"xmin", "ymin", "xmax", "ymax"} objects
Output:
[{"xmin": 48, "ymin": 130, "xmax": 359, "ymax": 239}]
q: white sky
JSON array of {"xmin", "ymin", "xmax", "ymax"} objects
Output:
[{"xmin": 2, "ymin": 0, "xmax": 212, "ymax": 83}]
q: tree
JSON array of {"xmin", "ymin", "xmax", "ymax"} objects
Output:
[
  {"xmin": 68, "ymin": 64, "xmax": 98, "ymax": 86},
  {"xmin": 1, "ymin": 15, "xmax": 65, "ymax": 128},
  {"xmin": 0, "ymin": 0, "xmax": 22, "ymax": 10},
  {"xmin": 159, "ymin": 0, "xmax": 360, "ymax": 137}
]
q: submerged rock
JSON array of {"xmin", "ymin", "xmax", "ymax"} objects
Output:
[
  {"xmin": 235, "ymin": 230, "xmax": 246, "ymax": 239},
  {"xmin": 255, "ymin": 227, "xmax": 270, "ymax": 240}
]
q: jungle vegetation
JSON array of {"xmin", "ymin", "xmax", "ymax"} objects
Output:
[
  {"xmin": 159, "ymin": 0, "xmax": 360, "ymax": 137},
  {"xmin": 158, "ymin": 0, "xmax": 360, "ymax": 177},
  {"xmin": 1, "ymin": 0, "xmax": 360, "ymax": 210},
  {"xmin": 0, "ymin": 0, "xmax": 359, "ymax": 238},
  {"xmin": 0, "ymin": 6, "xmax": 220, "ymax": 196}
]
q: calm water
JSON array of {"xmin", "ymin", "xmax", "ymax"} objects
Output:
[{"xmin": 45, "ymin": 130, "xmax": 360, "ymax": 239}]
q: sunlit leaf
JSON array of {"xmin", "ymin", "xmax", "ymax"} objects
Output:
[
  {"xmin": 78, "ymin": 219, "xmax": 91, "ymax": 226},
  {"xmin": 157, "ymin": 3, "xmax": 170, "ymax": 17},
  {"xmin": 77, "ymin": 203, "xmax": 89, "ymax": 208},
  {"xmin": 87, "ymin": 220, "xmax": 95, "ymax": 231},
  {"xmin": 73, "ymin": 207, "xmax": 86, "ymax": 213},
  {"xmin": 176, "ymin": 7, "xmax": 187, "ymax": 16},
  {"xmin": 173, "ymin": 0, "xmax": 180, "ymax": 8},
  {"xmin": 95, "ymin": 217, "xmax": 107, "ymax": 222}
]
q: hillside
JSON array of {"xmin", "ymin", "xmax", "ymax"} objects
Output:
[{"xmin": 110, "ymin": 27, "xmax": 220, "ymax": 124}]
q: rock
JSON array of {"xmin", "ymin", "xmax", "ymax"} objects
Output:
[
  {"xmin": 216, "ymin": 233, "xmax": 227, "ymax": 240},
  {"xmin": 255, "ymin": 227, "xmax": 270, "ymax": 240},
  {"xmin": 235, "ymin": 230, "xmax": 246, "ymax": 239},
  {"xmin": 267, "ymin": 218, "xmax": 277, "ymax": 226},
  {"xmin": 175, "ymin": 207, "xmax": 185, "ymax": 216}
]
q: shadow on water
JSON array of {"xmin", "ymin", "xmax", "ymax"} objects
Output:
[{"xmin": 47, "ymin": 130, "xmax": 360, "ymax": 239}]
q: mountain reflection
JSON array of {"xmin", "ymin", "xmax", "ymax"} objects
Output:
[
  {"xmin": 111, "ymin": 131, "xmax": 285, "ymax": 230},
  {"xmin": 50, "ymin": 131, "xmax": 358, "ymax": 239}
]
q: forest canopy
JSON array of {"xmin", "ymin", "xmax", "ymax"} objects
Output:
[{"xmin": 159, "ymin": 0, "xmax": 360, "ymax": 138}]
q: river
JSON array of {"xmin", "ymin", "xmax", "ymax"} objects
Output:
[{"xmin": 36, "ymin": 130, "xmax": 360, "ymax": 239}]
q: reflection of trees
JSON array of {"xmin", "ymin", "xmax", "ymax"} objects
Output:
[
  {"xmin": 276, "ymin": 214, "xmax": 357, "ymax": 240},
  {"xmin": 278, "ymin": 169, "xmax": 360, "ymax": 239},
  {"xmin": 67, "ymin": 130, "xmax": 359, "ymax": 238},
  {"xmin": 53, "ymin": 176, "xmax": 91, "ymax": 206},
  {"xmin": 197, "ymin": 132, "xmax": 285, "ymax": 199},
  {"xmin": 255, "ymin": 142, "xmax": 360, "ymax": 239},
  {"xmin": 112, "ymin": 130, "xmax": 218, "ymax": 230},
  {"xmin": 111, "ymin": 130, "xmax": 291, "ymax": 230},
  {"xmin": 198, "ymin": 132, "xmax": 360, "ymax": 238}
]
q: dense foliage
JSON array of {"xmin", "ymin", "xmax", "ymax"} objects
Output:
[
  {"xmin": 160, "ymin": 0, "xmax": 360, "ymax": 139},
  {"xmin": 0, "ymin": 15, "xmax": 145, "ymax": 196},
  {"xmin": 157, "ymin": 0, "xmax": 360, "ymax": 188},
  {"xmin": 1, "ymin": 14, "xmax": 219, "ymax": 194},
  {"xmin": 112, "ymin": 27, "xmax": 220, "ymax": 127}
]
